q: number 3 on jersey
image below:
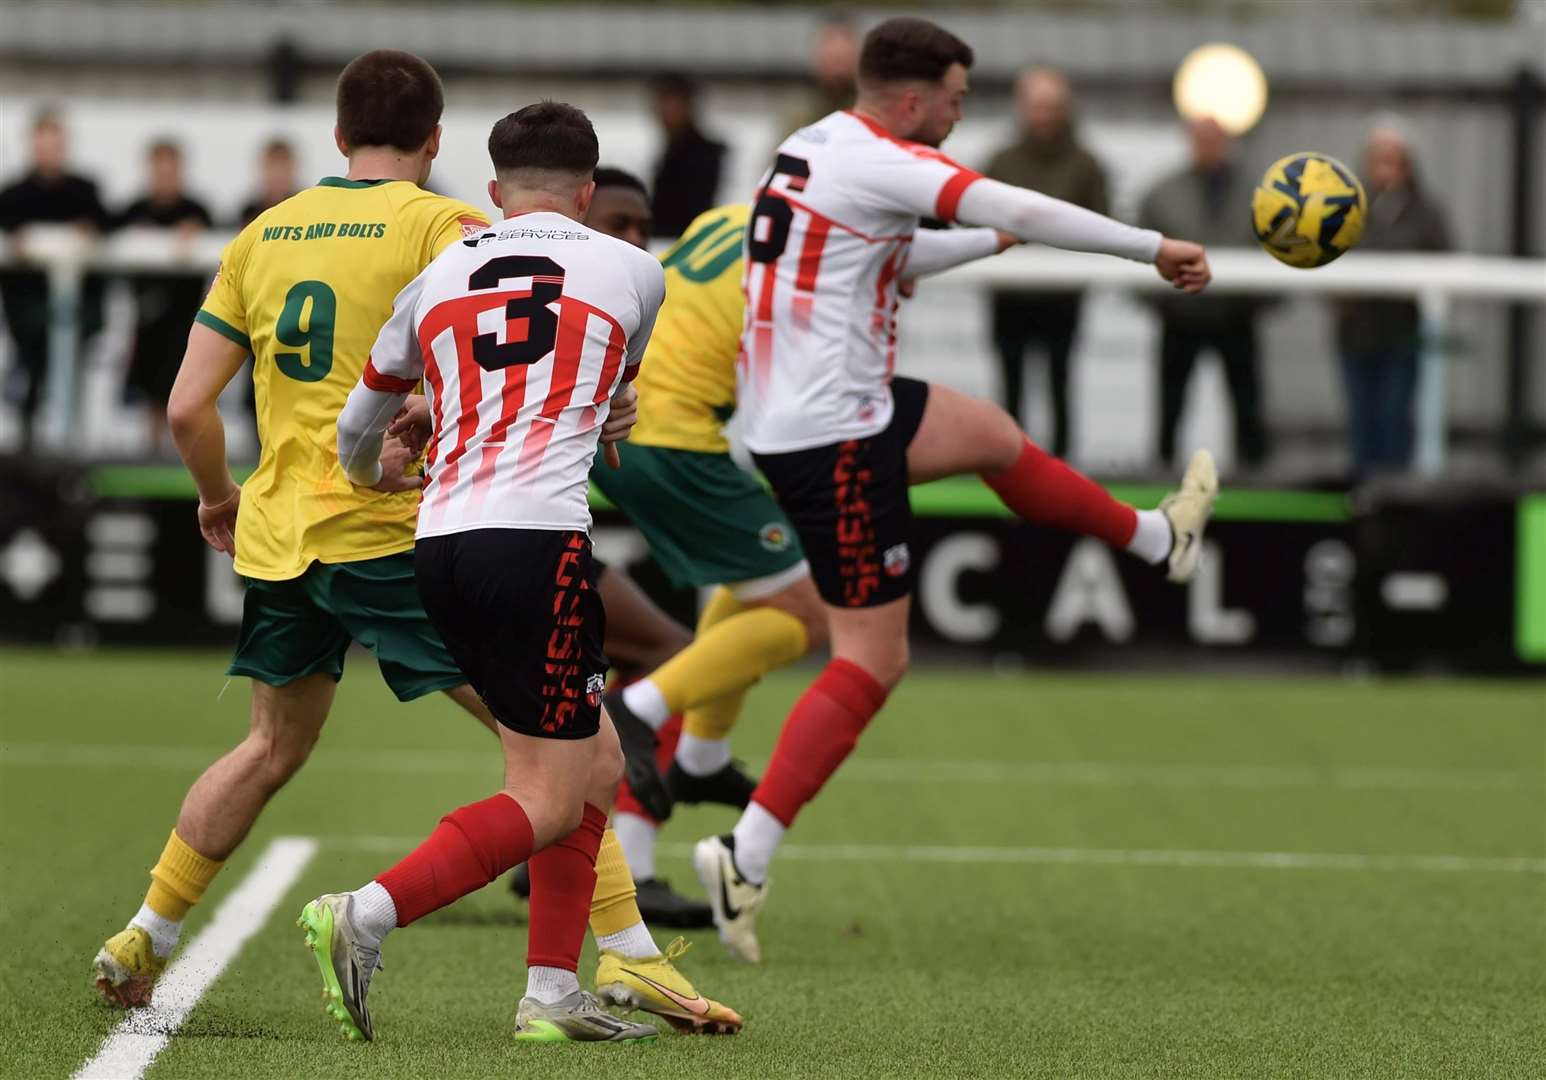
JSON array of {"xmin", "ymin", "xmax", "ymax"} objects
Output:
[
  {"xmin": 748, "ymin": 154, "xmax": 811, "ymax": 264},
  {"xmin": 468, "ymin": 255, "xmax": 565, "ymax": 371}
]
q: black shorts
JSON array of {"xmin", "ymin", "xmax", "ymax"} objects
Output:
[
  {"xmin": 752, "ymin": 377, "xmax": 930, "ymax": 609},
  {"xmin": 414, "ymin": 528, "xmax": 607, "ymax": 739}
]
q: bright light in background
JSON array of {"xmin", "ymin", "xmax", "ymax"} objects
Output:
[{"xmin": 1173, "ymin": 43, "xmax": 1269, "ymax": 136}]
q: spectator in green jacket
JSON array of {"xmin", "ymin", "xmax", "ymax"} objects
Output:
[
  {"xmin": 1333, "ymin": 117, "xmax": 1452, "ymax": 477},
  {"xmin": 1140, "ymin": 117, "xmax": 1272, "ymax": 469},
  {"xmin": 983, "ymin": 67, "xmax": 1107, "ymax": 457}
]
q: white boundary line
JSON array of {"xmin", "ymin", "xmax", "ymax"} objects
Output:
[
  {"xmin": 325, "ymin": 836, "xmax": 1546, "ymax": 875},
  {"xmin": 2, "ymin": 743, "xmax": 1534, "ymax": 792},
  {"xmin": 73, "ymin": 836, "xmax": 317, "ymax": 1080}
]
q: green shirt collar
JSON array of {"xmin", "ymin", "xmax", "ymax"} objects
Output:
[{"xmin": 316, "ymin": 176, "xmax": 396, "ymax": 190}]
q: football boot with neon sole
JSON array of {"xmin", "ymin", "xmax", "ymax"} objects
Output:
[
  {"xmin": 513, "ymin": 990, "xmax": 658, "ymax": 1043},
  {"xmin": 297, "ymin": 893, "xmax": 382, "ymax": 1042}
]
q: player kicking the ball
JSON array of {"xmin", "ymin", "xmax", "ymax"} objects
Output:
[
  {"xmin": 694, "ymin": 17, "xmax": 1219, "ymax": 963},
  {"xmin": 317, "ymin": 101, "xmax": 736, "ymax": 1044}
]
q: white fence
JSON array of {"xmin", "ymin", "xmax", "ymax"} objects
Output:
[{"xmin": 1, "ymin": 225, "xmax": 1542, "ymax": 474}]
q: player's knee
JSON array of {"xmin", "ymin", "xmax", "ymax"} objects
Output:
[
  {"xmin": 241, "ymin": 730, "xmax": 315, "ymax": 792},
  {"xmin": 980, "ymin": 401, "xmax": 1028, "ymax": 470},
  {"xmin": 842, "ymin": 640, "xmax": 908, "ymax": 690},
  {"xmin": 588, "ymin": 725, "xmax": 626, "ymax": 803}
]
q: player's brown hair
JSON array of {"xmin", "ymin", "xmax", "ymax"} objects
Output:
[
  {"xmin": 487, "ymin": 102, "xmax": 599, "ymax": 178},
  {"xmin": 335, "ymin": 49, "xmax": 444, "ymax": 152},
  {"xmin": 858, "ymin": 17, "xmax": 974, "ymax": 88}
]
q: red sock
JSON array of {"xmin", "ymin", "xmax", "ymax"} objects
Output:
[
  {"xmin": 377, "ymin": 793, "xmax": 535, "ymax": 927},
  {"xmin": 526, "ymin": 803, "xmax": 608, "ymax": 971},
  {"xmin": 983, "ymin": 438, "xmax": 1137, "ymax": 548},
  {"xmin": 751, "ymin": 659, "xmax": 888, "ymax": 827},
  {"xmin": 612, "ymin": 716, "xmax": 681, "ymax": 824}
]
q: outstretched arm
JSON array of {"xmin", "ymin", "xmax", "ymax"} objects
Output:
[{"xmin": 956, "ymin": 178, "xmax": 1210, "ymax": 293}]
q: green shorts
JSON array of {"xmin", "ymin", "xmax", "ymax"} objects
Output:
[
  {"xmin": 227, "ymin": 552, "xmax": 464, "ymax": 702},
  {"xmin": 592, "ymin": 442, "xmax": 806, "ymax": 593}
]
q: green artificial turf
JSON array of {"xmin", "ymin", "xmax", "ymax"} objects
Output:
[{"xmin": 1, "ymin": 649, "xmax": 1542, "ymax": 1078}]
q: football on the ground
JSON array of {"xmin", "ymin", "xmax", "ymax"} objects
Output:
[{"xmin": 1250, "ymin": 152, "xmax": 1367, "ymax": 268}]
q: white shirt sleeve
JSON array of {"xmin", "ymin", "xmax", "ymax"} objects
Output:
[
  {"xmin": 623, "ymin": 258, "xmax": 667, "ymax": 379},
  {"xmin": 956, "ymin": 178, "xmax": 1163, "ymax": 263},
  {"xmin": 857, "ymin": 141, "xmax": 985, "ymax": 223},
  {"xmin": 903, "ymin": 227, "xmax": 1001, "ymax": 278},
  {"xmin": 336, "ymin": 274, "xmax": 426, "ymax": 487}
]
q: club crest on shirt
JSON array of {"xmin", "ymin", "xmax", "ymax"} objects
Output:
[
  {"xmin": 882, "ymin": 543, "xmax": 910, "ymax": 577},
  {"xmin": 585, "ymin": 673, "xmax": 606, "ymax": 708},
  {"xmin": 758, "ymin": 523, "xmax": 791, "ymax": 552}
]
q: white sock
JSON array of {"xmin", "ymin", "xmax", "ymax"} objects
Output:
[
  {"xmin": 612, "ymin": 812, "xmax": 658, "ymax": 882},
  {"xmin": 525, "ymin": 965, "xmax": 580, "ymax": 1004},
  {"xmin": 620, "ymin": 679, "xmax": 671, "ymax": 730},
  {"xmin": 674, "ymin": 733, "xmax": 732, "ymax": 777},
  {"xmin": 1127, "ymin": 508, "xmax": 1173, "ymax": 565},
  {"xmin": 729, "ymin": 801, "xmax": 785, "ymax": 885},
  {"xmin": 130, "ymin": 903, "xmax": 182, "ymax": 958},
  {"xmin": 349, "ymin": 881, "xmax": 398, "ymax": 945},
  {"xmin": 595, "ymin": 919, "xmax": 661, "ymax": 960}
]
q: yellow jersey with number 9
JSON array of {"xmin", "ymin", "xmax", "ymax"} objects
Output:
[
  {"xmin": 630, "ymin": 203, "xmax": 749, "ymax": 454},
  {"xmin": 197, "ymin": 176, "xmax": 488, "ymax": 581}
]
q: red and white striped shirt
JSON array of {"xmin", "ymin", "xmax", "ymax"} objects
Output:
[
  {"xmin": 736, "ymin": 110, "xmax": 985, "ymax": 453},
  {"xmin": 337, "ymin": 211, "xmax": 665, "ymax": 537}
]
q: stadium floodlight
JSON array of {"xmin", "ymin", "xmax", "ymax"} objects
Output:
[{"xmin": 1172, "ymin": 42, "xmax": 1269, "ymax": 136}]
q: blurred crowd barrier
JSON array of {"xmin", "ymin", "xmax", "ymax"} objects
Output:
[{"xmin": 1, "ymin": 224, "xmax": 1541, "ymax": 478}]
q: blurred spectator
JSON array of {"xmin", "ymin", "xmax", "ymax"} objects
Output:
[
  {"xmin": 782, "ymin": 12, "xmax": 860, "ymax": 135},
  {"xmin": 115, "ymin": 138, "xmax": 213, "ymax": 454},
  {"xmin": 983, "ymin": 67, "xmax": 1107, "ymax": 457},
  {"xmin": 650, "ymin": 73, "xmax": 726, "ymax": 238},
  {"xmin": 1334, "ymin": 118, "xmax": 1452, "ymax": 477},
  {"xmin": 237, "ymin": 137, "xmax": 299, "ymax": 226},
  {"xmin": 0, "ymin": 108, "xmax": 110, "ymax": 447},
  {"xmin": 1140, "ymin": 117, "xmax": 1270, "ymax": 469}
]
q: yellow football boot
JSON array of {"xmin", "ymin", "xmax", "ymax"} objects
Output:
[
  {"xmin": 93, "ymin": 927, "xmax": 166, "ymax": 1008},
  {"xmin": 595, "ymin": 937, "xmax": 742, "ymax": 1035}
]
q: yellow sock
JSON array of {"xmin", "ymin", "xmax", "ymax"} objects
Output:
[
  {"xmin": 684, "ymin": 688, "xmax": 746, "ymax": 742},
  {"xmin": 589, "ymin": 827, "xmax": 643, "ymax": 938},
  {"xmin": 648, "ymin": 598, "xmax": 809, "ymax": 715},
  {"xmin": 144, "ymin": 830, "xmax": 225, "ymax": 922}
]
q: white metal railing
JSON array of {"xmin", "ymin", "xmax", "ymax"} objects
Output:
[{"xmin": 2, "ymin": 225, "xmax": 1543, "ymax": 473}]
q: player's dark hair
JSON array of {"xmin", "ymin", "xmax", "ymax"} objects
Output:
[
  {"xmin": 335, "ymin": 49, "xmax": 444, "ymax": 153},
  {"xmin": 592, "ymin": 166, "xmax": 648, "ymax": 198},
  {"xmin": 261, "ymin": 137, "xmax": 295, "ymax": 159},
  {"xmin": 487, "ymin": 102, "xmax": 599, "ymax": 177},
  {"xmin": 858, "ymin": 17, "xmax": 974, "ymax": 88},
  {"xmin": 147, "ymin": 137, "xmax": 181, "ymax": 159}
]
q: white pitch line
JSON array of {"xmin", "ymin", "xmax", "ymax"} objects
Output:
[
  {"xmin": 73, "ymin": 836, "xmax": 317, "ymax": 1080},
  {"xmin": 1, "ymin": 742, "xmax": 1534, "ymax": 792},
  {"xmin": 325, "ymin": 836, "xmax": 1546, "ymax": 875}
]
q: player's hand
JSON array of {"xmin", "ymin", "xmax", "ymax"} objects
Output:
[
  {"xmin": 387, "ymin": 394, "xmax": 432, "ymax": 457},
  {"xmin": 600, "ymin": 383, "xmax": 638, "ymax": 469},
  {"xmin": 1155, "ymin": 238, "xmax": 1211, "ymax": 294},
  {"xmin": 371, "ymin": 434, "xmax": 423, "ymax": 493},
  {"xmin": 993, "ymin": 230, "xmax": 1022, "ymax": 254},
  {"xmin": 197, "ymin": 485, "xmax": 240, "ymax": 556},
  {"xmin": 898, "ymin": 278, "xmax": 918, "ymax": 299}
]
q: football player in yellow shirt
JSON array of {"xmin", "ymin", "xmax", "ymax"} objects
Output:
[{"xmin": 92, "ymin": 51, "xmax": 739, "ymax": 1040}]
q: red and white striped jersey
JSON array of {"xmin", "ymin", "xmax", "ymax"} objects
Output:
[
  {"xmin": 361, "ymin": 211, "xmax": 665, "ymax": 537},
  {"xmin": 736, "ymin": 110, "xmax": 984, "ymax": 453}
]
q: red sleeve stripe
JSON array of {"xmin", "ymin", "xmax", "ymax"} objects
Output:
[
  {"xmin": 935, "ymin": 170, "xmax": 984, "ymax": 222},
  {"xmin": 362, "ymin": 359, "xmax": 418, "ymax": 394}
]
